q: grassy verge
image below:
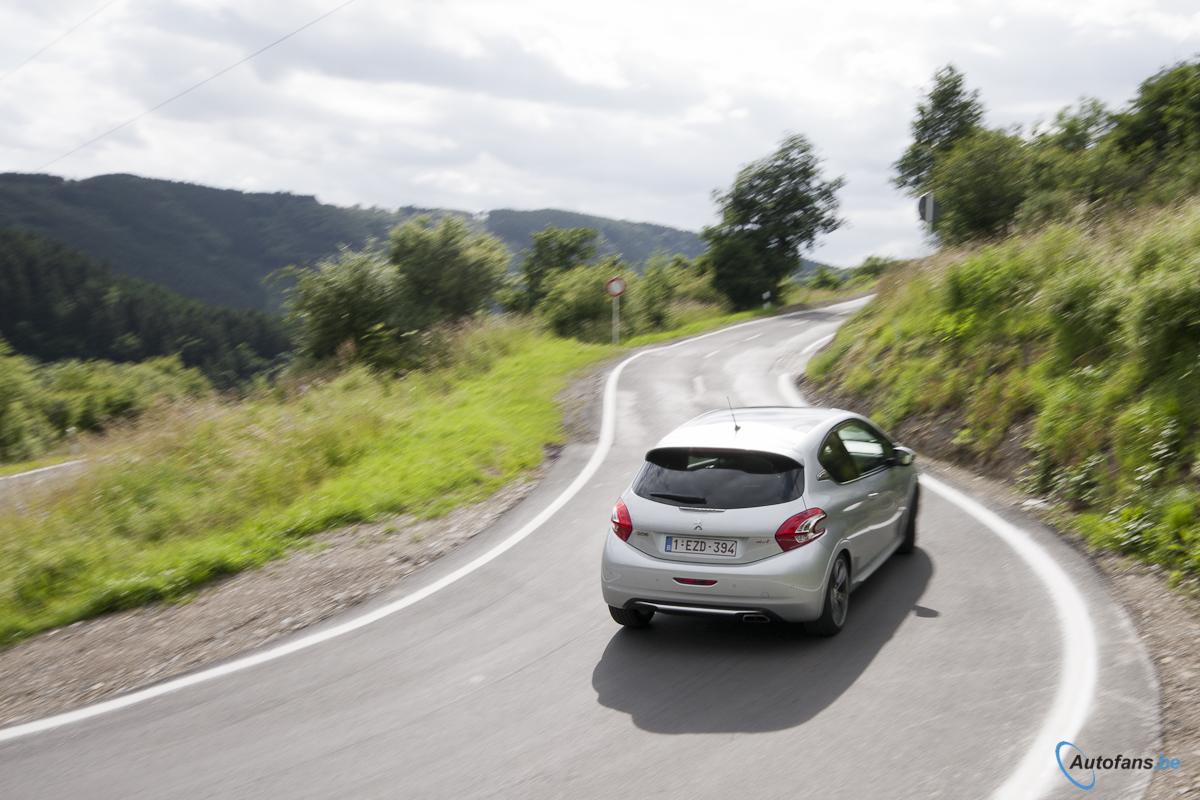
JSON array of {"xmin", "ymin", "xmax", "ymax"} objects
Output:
[
  {"xmin": 624, "ymin": 309, "xmax": 766, "ymax": 347},
  {"xmin": 0, "ymin": 321, "xmax": 614, "ymax": 644},
  {"xmin": 807, "ymin": 201, "xmax": 1200, "ymax": 586}
]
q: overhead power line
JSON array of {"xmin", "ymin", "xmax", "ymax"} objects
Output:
[
  {"xmin": 34, "ymin": 0, "xmax": 361, "ymax": 172},
  {"xmin": 0, "ymin": 0, "xmax": 122, "ymax": 84}
]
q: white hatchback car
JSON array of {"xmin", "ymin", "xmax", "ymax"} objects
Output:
[{"xmin": 601, "ymin": 406, "xmax": 919, "ymax": 636}]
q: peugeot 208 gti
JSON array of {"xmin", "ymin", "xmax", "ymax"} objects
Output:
[{"xmin": 601, "ymin": 407, "xmax": 918, "ymax": 636}]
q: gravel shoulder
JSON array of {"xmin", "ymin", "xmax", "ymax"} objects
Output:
[
  {"xmin": 801, "ymin": 375, "xmax": 1200, "ymax": 800},
  {"xmin": 0, "ymin": 360, "xmax": 612, "ymax": 728}
]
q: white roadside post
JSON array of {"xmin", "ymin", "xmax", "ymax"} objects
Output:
[{"xmin": 605, "ymin": 276, "xmax": 627, "ymax": 345}]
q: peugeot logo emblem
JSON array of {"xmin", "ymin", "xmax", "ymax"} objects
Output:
[{"xmin": 693, "ymin": 522, "xmax": 703, "ymax": 531}]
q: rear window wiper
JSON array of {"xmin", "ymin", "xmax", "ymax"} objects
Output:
[{"xmin": 649, "ymin": 492, "xmax": 707, "ymax": 504}]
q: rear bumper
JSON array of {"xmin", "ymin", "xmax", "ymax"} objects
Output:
[
  {"xmin": 626, "ymin": 599, "xmax": 784, "ymax": 623},
  {"xmin": 600, "ymin": 533, "xmax": 833, "ymax": 623}
]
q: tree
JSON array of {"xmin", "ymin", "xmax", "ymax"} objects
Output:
[
  {"xmin": 703, "ymin": 134, "xmax": 844, "ymax": 309},
  {"xmin": 1112, "ymin": 60, "xmax": 1200, "ymax": 156},
  {"xmin": 1039, "ymin": 98, "xmax": 1114, "ymax": 152},
  {"xmin": 893, "ymin": 65, "xmax": 985, "ymax": 195},
  {"xmin": 520, "ymin": 226, "xmax": 599, "ymax": 310},
  {"xmin": 930, "ymin": 129, "xmax": 1031, "ymax": 243},
  {"xmin": 284, "ymin": 247, "xmax": 424, "ymax": 370},
  {"xmin": 388, "ymin": 215, "xmax": 509, "ymax": 321}
]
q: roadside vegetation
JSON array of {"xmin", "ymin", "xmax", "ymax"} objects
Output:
[
  {"xmin": 810, "ymin": 58, "xmax": 1200, "ymax": 586},
  {"xmin": 0, "ymin": 320, "xmax": 611, "ymax": 644},
  {"xmin": 0, "ymin": 344, "xmax": 208, "ymax": 463}
]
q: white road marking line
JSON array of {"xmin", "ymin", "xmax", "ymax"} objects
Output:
[
  {"xmin": 800, "ymin": 333, "xmax": 835, "ymax": 355},
  {"xmin": 778, "ymin": 373, "xmax": 1098, "ymax": 800},
  {"xmin": 921, "ymin": 475, "xmax": 1098, "ymax": 800},
  {"xmin": 0, "ymin": 305, "xmax": 794, "ymax": 743},
  {"xmin": 703, "ymin": 348, "xmax": 722, "ymax": 359},
  {"xmin": 0, "ymin": 459, "xmax": 85, "ymax": 483},
  {"xmin": 743, "ymin": 333, "xmax": 763, "ymax": 342},
  {"xmin": 692, "ymin": 375, "xmax": 706, "ymax": 396}
]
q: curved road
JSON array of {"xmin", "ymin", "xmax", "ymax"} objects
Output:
[{"xmin": 0, "ymin": 300, "xmax": 1159, "ymax": 799}]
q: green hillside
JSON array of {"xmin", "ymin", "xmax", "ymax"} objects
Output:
[
  {"xmin": 0, "ymin": 229, "xmax": 290, "ymax": 385},
  {"xmin": 807, "ymin": 203, "xmax": 1200, "ymax": 582},
  {"xmin": 0, "ymin": 173, "xmax": 706, "ymax": 310}
]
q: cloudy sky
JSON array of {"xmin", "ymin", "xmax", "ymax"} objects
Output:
[{"xmin": 2, "ymin": 0, "xmax": 1197, "ymax": 265}]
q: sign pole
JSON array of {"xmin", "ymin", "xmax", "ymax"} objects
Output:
[
  {"xmin": 612, "ymin": 293, "xmax": 620, "ymax": 345},
  {"xmin": 605, "ymin": 275, "xmax": 627, "ymax": 345}
]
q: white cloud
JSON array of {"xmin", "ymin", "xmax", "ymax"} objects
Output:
[{"xmin": 0, "ymin": 0, "xmax": 1195, "ymax": 266}]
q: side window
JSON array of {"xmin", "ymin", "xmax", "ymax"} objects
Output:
[
  {"xmin": 818, "ymin": 432, "xmax": 860, "ymax": 483},
  {"xmin": 837, "ymin": 422, "xmax": 891, "ymax": 475}
]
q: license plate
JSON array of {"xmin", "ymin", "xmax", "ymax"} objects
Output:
[{"xmin": 664, "ymin": 536, "xmax": 738, "ymax": 557}]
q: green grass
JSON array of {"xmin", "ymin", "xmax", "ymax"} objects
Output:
[
  {"xmin": 807, "ymin": 202, "xmax": 1200, "ymax": 586},
  {"xmin": 0, "ymin": 320, "xmax": 614, "ymax": 644}
]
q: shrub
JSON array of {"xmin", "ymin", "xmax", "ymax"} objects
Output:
[{"xmin": 538, "ymin": 263, "xmax": 628, "ymax": 340}]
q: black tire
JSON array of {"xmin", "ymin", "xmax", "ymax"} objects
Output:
[
  {"xmin": 609, "ymin": 605, "xmax": 654, "ymax": 628},
  {"xmin": 805, "ymin": 554, "xmax": 850, "ymax": 637},
  {"xmin": 898, "ymin": 483, "xmax": 920, "ymax": 554}
]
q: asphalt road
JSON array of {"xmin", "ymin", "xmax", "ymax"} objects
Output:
[{"xmin": 0, "ymin": 300, "xmax": 1159, "ymax": 799}]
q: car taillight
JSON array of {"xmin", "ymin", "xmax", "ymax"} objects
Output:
[
  {"xmin": 611, "ymin": 499, "xmax": 633, "ymax": 541},
  {"xmin": 775, "ymin": 507, "xmax": 827, "ymax": 551}
]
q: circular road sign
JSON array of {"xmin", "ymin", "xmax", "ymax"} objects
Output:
[{"xmin": 605, "ymin": 276, "xmax": 627, "ymax": 298}]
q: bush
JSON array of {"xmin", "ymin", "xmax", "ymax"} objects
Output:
[
  {"xmin": 0, "ymin": 341, "xmax": 210, "ymax": 464},
  {"xmin": 0, "ymin": 346, "xmax": 50, "ymax": 462},
  {"xmin": 388, "ymin": 215, "xmax": 509, "ymax": 321},
  {"xmin": 538, "ymin": 263, "xmax": 627, "ymax": 340},
  {"xmin": 808, "ymin": 267, "xmax": 844, "ymax": 289},
  {"xmin": 284, "ymin": 248, "xmax": 427, "ymax": 371},
  {"xmin": 931, "ymin": 129, "xmax": 1032, "ymax": 243}
]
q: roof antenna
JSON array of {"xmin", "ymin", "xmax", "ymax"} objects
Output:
[{"xmin": 726, "ymin": 396, "xmax": 741, "ymax": 433}]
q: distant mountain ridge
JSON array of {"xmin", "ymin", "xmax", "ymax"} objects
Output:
[{"xmin": 0, "ymin": 173, "xmax": 706, "ymax": 310}]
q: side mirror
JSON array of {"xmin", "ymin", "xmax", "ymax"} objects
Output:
[{"xmin": 892, "ymin": 446, "xmax": 915, "ymax": 467}]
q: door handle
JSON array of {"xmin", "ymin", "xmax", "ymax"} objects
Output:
[{"xmin": 867, "ymin": 492, "xmax": 880, "ymax": 497}]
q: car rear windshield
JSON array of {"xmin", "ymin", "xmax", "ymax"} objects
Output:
[{"xmin": 634, "ymin": 448, "xmax": 803, "ymax": 509}]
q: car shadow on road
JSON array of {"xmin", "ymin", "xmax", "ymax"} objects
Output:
[{"xmin": 591, "ymin": 548, "xmax": 934, "ymax": 734}]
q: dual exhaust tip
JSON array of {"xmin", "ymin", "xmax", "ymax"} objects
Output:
[{"xmin": 741, "ymin": 613, "xmax": 770, "ymax": 624}]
